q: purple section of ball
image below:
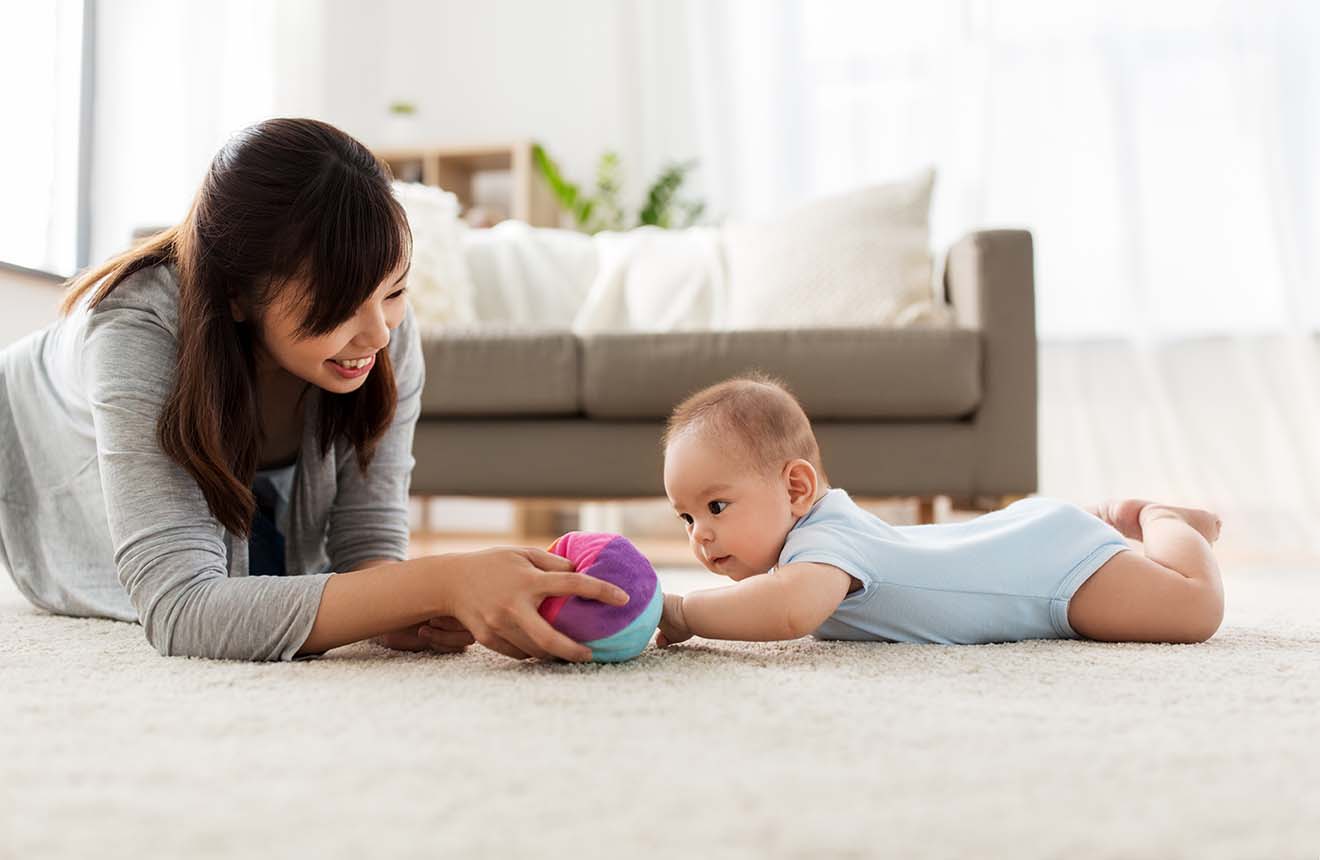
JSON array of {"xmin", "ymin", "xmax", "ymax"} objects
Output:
[{"xmin": 552, "ymin": 537, "xmax": 658, "ymax": 642}]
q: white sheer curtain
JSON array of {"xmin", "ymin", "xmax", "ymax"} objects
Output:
[
  {"xmin": 678, "ymin": 0, "xmax": 1319, "ymax": 339},
  {"xmin": 0, "ymin": 0, "xmax": 84, "ymax": 275},
  {"xmin": 88, "ymin": 0, "xmax": 318, "ymax": 264}
]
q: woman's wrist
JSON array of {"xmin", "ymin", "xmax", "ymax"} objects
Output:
[
  {"xmin": 411, "ymin": 552, "xmax": 467, "ymax": 618},
  {"xmin": 302, "ymin": 554, "xmax": 463, "ymax": 656}
]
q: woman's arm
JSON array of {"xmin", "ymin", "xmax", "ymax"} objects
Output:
[
  {"xmin": 340, "ymin": 558, "xmax": 472, "ymax": 653},
  {"xmin": 658, "ymin": 562, "xmax": 857, "ymax": 645},
  {"xmin": 300, "ymin": 547, "xmax": 631, "ymax": 661},
  {"xmin": 299, "ymin": 555, "xmax": 462, "ymax": 655}
]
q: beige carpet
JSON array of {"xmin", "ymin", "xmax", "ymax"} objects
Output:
[{"xmin": 1, "ymin": 565, "xmax": 1317, "ymax": 860}]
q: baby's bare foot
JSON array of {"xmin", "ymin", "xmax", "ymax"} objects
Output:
[
  {"xmin": 1085, "ymin": 499, "xmax": 1149, "ymax": 540},
  {"xmin": 1086, "ymin": 498, "xmax": 1222, "ymax": 543},
  {"xmin": 1138, "ymin": 503, "xmax": 1223, "ymax": 544}
]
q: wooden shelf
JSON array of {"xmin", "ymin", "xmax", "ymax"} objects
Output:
[{"xmin": 374, "ymin": 141, "xmax": 561, "ymax": 228}]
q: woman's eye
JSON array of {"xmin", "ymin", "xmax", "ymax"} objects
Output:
[
  {"xmin": 678, "ymin": 513, "xmax": 693, "ymax": 526},
  {"xmin": 386, "ymin": 288, "xmax": 407, "ymax": 301},
  {"xmin": 708, "ymin": 501, "xmax": 727, "ymax": 515}
]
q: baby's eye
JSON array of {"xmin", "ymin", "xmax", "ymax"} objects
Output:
[
  {"xmin": 707, "ymin": 500, "xmax": 728, "ymax": 516},
  {"xmin": 678, "ymin": 513, "xmax": 693, "ymax": 526}
]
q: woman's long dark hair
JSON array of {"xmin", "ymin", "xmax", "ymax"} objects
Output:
[{"xmin": 61, "ymin": 118, "xmax": 411, "ymax": 536}]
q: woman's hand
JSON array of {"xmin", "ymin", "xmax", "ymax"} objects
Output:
[
  {"xmin": 655, "ymin": 592, "xmax": 692, "ymax": 648},
  {"xmin": 375, "ymin": 616, "xmax": 475, "ymax": 654},
  {"xmin": 441, "ymin": 546, "xmax": 630, "ymax": 663}
]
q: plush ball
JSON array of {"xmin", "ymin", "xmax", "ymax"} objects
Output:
[{"xmin": 538, "ymin": 531, "xmax": 662, "ymax": 663}]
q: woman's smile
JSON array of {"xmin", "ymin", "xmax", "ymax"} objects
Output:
[{"xmin": 327, "ymin": 353, "xmax": 376, "ymax": 379}]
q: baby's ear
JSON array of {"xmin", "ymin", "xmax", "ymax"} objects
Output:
[{"xmin": 784, "ymin": 459, "xmax": 819, "ymax": 515}]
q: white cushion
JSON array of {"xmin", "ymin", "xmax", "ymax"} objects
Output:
[
  {"xmin": 391, "ymin": 181, "xmax": 477, "ymax": 327},
  {"xmin": 722, "ymin": 168, "xmax": 948, "ymax": 329}
]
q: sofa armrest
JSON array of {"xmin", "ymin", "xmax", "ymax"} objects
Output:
[{"xmin": 943, "ymin": 230, "xmax": 1038, "ymax": 495}]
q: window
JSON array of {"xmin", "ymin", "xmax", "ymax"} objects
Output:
[{"xmin": 0, "ymin": 0, "xmax": 89, "ymax": 276}]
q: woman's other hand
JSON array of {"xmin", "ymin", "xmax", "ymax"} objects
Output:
[{"xmin": 375, "ymin": 616, "xmax": 475, "ymax": 654}]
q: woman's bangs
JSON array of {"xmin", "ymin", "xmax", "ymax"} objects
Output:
[{"xmin": 291, "ymin": 184, "xmax": 411, "ymax": 337}]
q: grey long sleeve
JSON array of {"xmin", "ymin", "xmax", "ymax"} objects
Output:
[{"xmin": 83, "ymin": 299, "xmax": 334, "ymax": 660}]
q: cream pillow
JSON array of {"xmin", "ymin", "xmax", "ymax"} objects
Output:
[
  {"xmin": 723, "ymin": 168, "xmax": 946, "ymax": 329},
  {"xmin": 391, "ymin": 181, "xmax": 477, "ymax": 327}
]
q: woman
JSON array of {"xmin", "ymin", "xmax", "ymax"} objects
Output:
[{"xmin": 0, "ymin": 118, "xmax": 627, "ymax": 662}]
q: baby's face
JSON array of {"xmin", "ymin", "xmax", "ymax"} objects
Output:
[{"xmin": 663, "ymin": 432, "xmax": 799, "ymax": 580}]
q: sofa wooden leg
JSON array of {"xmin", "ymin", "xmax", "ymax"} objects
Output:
[
  {"xmin": 998, "ymin": 494, "xmax": 1027, "ymax": 509},
  {"xmin": 513, "ymin": 500, "xmax": 574, "ymax": 542},
  {"xmin": 916, "ymin": 497, "xmax": 937, "ymax": 524}
]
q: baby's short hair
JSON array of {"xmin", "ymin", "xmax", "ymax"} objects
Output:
[{"xmin": 664, "ymin": 373, "xmax": 827, "ymax": 481}]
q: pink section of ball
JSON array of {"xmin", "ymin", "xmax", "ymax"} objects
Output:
[
  {"xmin": 538, "ymin": 532, "xmax": 615, "ymax": 625},
  {"xmin": 549, "ymin": 531, "xmax": 613, "ymax": 572},
  {"xmin": 538, "ymin": 595, "xmax": 568, "ymax": 624}
]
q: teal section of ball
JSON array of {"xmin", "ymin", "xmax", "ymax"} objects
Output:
[{"xmin": 582, "ymin": 585, "xmax": 664, "ymax": 663}]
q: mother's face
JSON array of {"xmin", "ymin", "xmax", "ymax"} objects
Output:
[{"xmin": 252, "ymin": 259, "xmax": 411, "ymax": 393}]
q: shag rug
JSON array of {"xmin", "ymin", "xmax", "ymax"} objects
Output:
[{"xmin": 1, "ymin": 565, "xmax": 1317, "ymax": 859}]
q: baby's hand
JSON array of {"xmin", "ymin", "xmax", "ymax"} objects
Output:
[{"xmin": 655, "ymin": 592, "xmax": 693, "ymax": 648}]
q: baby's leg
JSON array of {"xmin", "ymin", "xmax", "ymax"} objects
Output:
[{"xmin": 1068, "ymin": 504, "xmax": 1225, "ymax": 644}]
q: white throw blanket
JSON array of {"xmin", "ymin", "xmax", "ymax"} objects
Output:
[
  {"xmin": 570, "ymin": 226, "xmax": 726, "ymax": 334},
  {"xmin": 463, "ymin": 220, "xmax": 597, "ymax": 328}
]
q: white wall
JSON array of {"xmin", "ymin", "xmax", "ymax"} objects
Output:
[
  {"xmin": 89, "ymin": 0, "xmax": 698, "ymax": 262},
  {"xmin": 311, "ymin": 0, "xmax": 691, "ymax": 213}
]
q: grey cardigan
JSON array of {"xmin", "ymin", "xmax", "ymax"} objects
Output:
[{"xmin": 0, "ymin": 265, "xmax": 423, "ymax": 661}]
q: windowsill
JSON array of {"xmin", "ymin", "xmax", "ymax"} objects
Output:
[{"xmin": 0, "ymin": 260, "xmax": 68, "ymax": 285}]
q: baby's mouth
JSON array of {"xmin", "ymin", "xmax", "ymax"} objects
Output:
[{"xmin": 709, "ymin": 554, "xmax": 732, "ymax": 568}]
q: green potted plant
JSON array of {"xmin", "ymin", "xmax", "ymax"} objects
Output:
[{"xmin": 533, "ymin": 144, "xmax": 707, "ymax": 234}]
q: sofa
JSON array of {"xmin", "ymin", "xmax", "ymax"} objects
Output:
[{"xmin": 409, "ymin": 229, "xmax": 1037, "ymax": 525}]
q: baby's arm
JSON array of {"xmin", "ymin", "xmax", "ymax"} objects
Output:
[{"xmin": 657, "ymin": 563, "xmax": 857, "ymax": 645}]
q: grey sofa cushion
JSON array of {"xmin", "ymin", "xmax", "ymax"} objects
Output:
[
  {"xmin": 419, "ymin": 328, "xmax": 579, "ymax": 416},
  {"xmin": 579, "ymin": 327, "xmax": 982, "ymax": 419}
]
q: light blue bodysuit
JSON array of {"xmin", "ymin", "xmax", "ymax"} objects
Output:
[{"xmin": 778, "ymin": 489, "xmax": 1131, "ymax": 644}]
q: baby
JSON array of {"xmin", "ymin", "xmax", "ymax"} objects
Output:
[{"xmin": 655, "ymin": 374, "xmax": 1225, "ymax": 649}]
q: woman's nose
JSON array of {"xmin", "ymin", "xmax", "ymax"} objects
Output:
[{"xmin": 356, "ymin": 304, "xmax": 392, "ymax": 351}]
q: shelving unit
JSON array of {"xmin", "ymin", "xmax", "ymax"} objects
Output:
[{"xmin": 373, "ymin": 141, "xmax": 561, "ymax": 228}]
